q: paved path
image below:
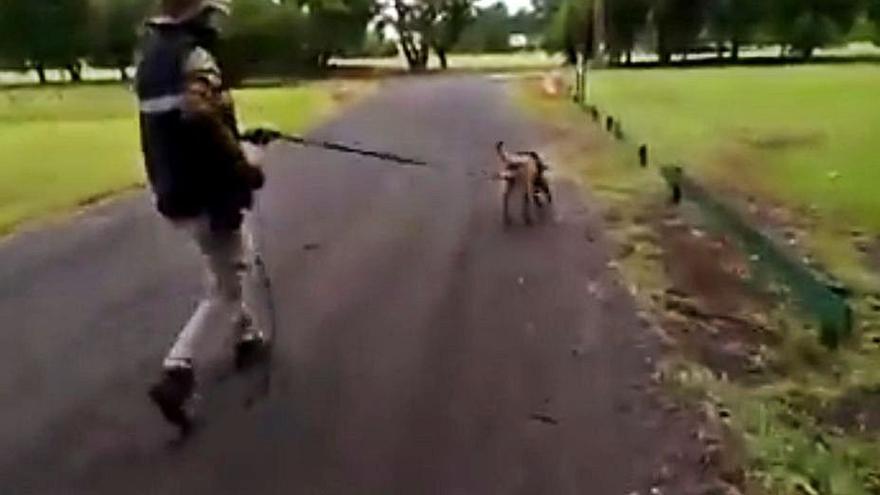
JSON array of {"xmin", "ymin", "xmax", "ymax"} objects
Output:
[{"xmin": 0, "ymin": 76, "xmax": 700, "ymax": 495}]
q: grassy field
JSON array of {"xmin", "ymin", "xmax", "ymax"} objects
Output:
[
  {"xmin": 590, "ymin": 64, "xmax": 880, "ymax": 288},
  {"xmin": 591, "ymin": 65, "xmax": 880, "ymax": 227},
  {"xmin": 0, "ymin": 82, "xmax": 355, "ymax": 234}
]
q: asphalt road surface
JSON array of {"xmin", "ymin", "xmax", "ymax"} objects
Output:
[{"xmin": 0, "ymin": 76, "xmax": 703, "ymax": 495}]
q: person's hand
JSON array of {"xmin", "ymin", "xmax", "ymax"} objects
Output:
[
  {"xmin": 240, "ymin": 127, "xmax": 282, "ymax": 146},
  {"xmin": 240, "ymin": 142, "xmax": 266, "ymax": 168},
  {"xmin": 239, "ymin": 142, "xmax": 266, "ymax": 191}
]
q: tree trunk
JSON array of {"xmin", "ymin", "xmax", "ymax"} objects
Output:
[
  {"xmin": 400, "ymin": 40, "xmax": 416, "ymax": 67},
  {"xmin": 657, "ymin": 31, "xmax": 671, "ymax": 65},
  {"xmin": 731, "ymin": 40, "xmax": 740, "ymax": 62},
  {"xmin": 66, "ymin": 63, "xmax": 82, "ymax": 83},
  {"xmin": 658, "ymin": 50, "xmax": 671, "ymax": 65},
  {"xmin": 716, "ymin": 42, "xmax": 724, "ymax": 60},
  {"xmin": 436, "ymin": 48, "xmax": 448, "ymax": 70},
  {"xmin": 34, "ymin": 63, "xmax": 47, "ymax": 84},
  {"xmin": 401, "ymin": 44, "xmax": 428, "ymax": 71},
  {"xmin": 316, "ymin": 52, "xmax": 331, "ymax": 68},
  {"xmin": 118, "ymin": 65, "xmax": 129, "ymax": 81},
  {"xmin": 417, "ymin": 41, "xmax": 429, "ymax": 69},
  {"xmin": 625, "ymin": 50, "xmax": 632, "ymax": 66},
  {"xmin": 399, "ymin": 33, "xmax": 428, "ymax": 71},
  {"xmin": 563, "ymin": 43, "xmax": 577, "ymax": 65}
]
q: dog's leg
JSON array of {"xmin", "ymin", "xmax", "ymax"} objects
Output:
[
  {"xmin": 533, "ymin": 177, "xmax": 546, "ymax": 209},
  {"xmin": 539, "ymin": 178, "xmax": 553, "ymax": 204},
  {"xmin": 502, "ymin": 182, "xmax": 513, "ymax": 226},
  {"xmin": 524, "ymin": 167, "xmax": 538, "ymax": 225},
  {"xmin": 522, "ymin": 180, "xmax": 533, "ymax": 225},
  {"xmin": 532, "ymin": 176, "xmax": 544, "ymax": 208}
]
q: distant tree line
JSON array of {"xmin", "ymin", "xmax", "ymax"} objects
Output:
[
  {"xmin": 543, "ymin": 0, "xmax": 880, "ymax": 65},
  {"xmin": 456, "ymin": 2, "xmax": 542, "ymax": 53},
  {"xmin": 0, "ymin": 0, "xmax": 374, "ymax": 83},
  {"xmin": 7, "ymin": 0, "xmax": 873, "ymax": 81},
  {"xmin": 0, "ymin": 0, "xmax": 540, "ymax": 79},
  {"xmin": 375, "ymin": 0, "xmax": 543, "ymax": 68}
]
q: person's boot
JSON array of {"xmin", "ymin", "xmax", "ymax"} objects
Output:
[
  {"xmin": 235, "ymin": 314, "xmax": 268, "ymax": 370},
  {"xmin": 148, "ymin": 362, "xmax": 196, "ymax": 435}
]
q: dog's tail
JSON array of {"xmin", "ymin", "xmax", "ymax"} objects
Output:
[{"xmin": 525, "ymin": 151, "xmax": 549, "ymax": 171}]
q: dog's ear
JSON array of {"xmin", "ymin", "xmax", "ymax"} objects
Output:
[{"xmin": 495, "ymin": 141, "xmax": 504, "ymax": 151}]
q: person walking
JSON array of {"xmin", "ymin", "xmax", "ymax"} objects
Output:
[{"xmin": 135, "ymin": 0, "xmax": 267, "ymax": 433}]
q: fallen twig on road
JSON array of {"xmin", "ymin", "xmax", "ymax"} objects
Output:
[{"xmin": 530, "ymin": 413, "xmax": 560, "ymax": 425}]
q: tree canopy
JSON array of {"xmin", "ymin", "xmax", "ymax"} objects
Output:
[
  {"xmin": 88, "ymin": 0, "xmax": 152, "ymax": 80},
  {"xmin": 0, "ymin": 0, "xmax": 375, "ymax": 83},
  {"xmin": 543, "ymin": 0, "xmax": 593, "ymax": 64},
  {"xmin": 0, "ymin": 0, "xmax": 90, "ymax": 82},
  {"xmin": 606, "ymin": 0, "xmax": 651, "ymax": 63},
  {"xmin": 542, "ymin": 0, "xmax": 879, "ymax": 65},
  {"xmin": 457, "ymin": 2, "xmax": 514, "ymax": 53}
]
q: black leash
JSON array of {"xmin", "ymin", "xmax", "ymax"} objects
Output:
[
  {"xmin": 280, "ymin": 135, "xmax": 429, "ymax": 167},
  {"xmin": 242, "ymin": 128, "xmax": 429, "ymax": 167}
]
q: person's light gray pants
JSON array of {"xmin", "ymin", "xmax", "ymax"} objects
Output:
[{"xmin": 164, "ymin": 215, "xmax": 257, "ymax": 369}]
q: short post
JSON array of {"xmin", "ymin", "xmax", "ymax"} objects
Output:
[
  {"xmin": 638, "ymin": 145, "xmax": 648, "ymax": 167},
  {"xmin": 661, "ymin": 165, "xmax": 684, "ymax": 204},
  {"xmin": 580, "ymin": 58, "xmax": 588, "ymax": 106},
  {"xmin": 590, "ymin": 106, "xmax": 599, "ymax": 122},
  {"xmin": 613, "ymin": 120, "xmax": 624, "ymax": 140},
  {"xmin": 606, "ymin": 116, "xmax": 614, "ymax": 132}
]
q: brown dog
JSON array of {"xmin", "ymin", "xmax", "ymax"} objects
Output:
[{"xmin": 495, "ymin": 141, "xmax": 553, "ymax": 225}]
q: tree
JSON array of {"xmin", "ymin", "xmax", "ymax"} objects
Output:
[
  {"xmin": 865, "ymin": 0, "xmax": 880, "ymax": 44},
  {"xmin": 380, "ymin": 0, "xmax": 475, "ymax": 70},
  {"xmin": 381, "ymin": 0, "xmax": 432, "ymax": 70},
  {"xmin": 0, "ymin": 0, "xmax": 90, "ymax": 83},
  {"xmin": 707, "ymin": 0, "xmax": 763, "ymax": 60},
  {"xmin": 652, "ymin": 0, "xmax": 709, "ymax": 64},
  {"xmin": 432, "ymin": 0, "xmax": 473, "ymax": 68},
  {"xmin": 768, "ymin": 0, "xmax": 861, "ymax": 58},
  {"xmin": 457, "ymin": 2, "xmax": 512, "ymax": 53},
  {"xmin": 509, "ymin": 7, "xmax": 543, "ymax": 37},
  {"xmin": 544, "ymin": 0, "xmax": 593, "ymax": 64},
  {"xmin": 606, "ymin": 0, "xmax": 650, "ymax": 64},
  {"xmin": 88, "ymin": 0, "xmax": 151, "ymax": 80},
  {"xmin": 531, "ymin": 0, "xmax": 564, "ymax": 25},
  {"xmin": 356, "ymin": 28, "xmax": 400, "ymax": 57},
  {"xmin": 221, "ymin": 0, "xmax": 307, "ymax": 82},
  {"xmin": 302, "ymin": 0, "xmax": 376, "ymax": 67}
]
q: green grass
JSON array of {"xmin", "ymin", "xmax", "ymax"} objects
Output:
[
  {"xmin": 591, "ymin": 65, "xmax": 880, "ymax": 230},
  {"xmin": 0, "ymin": 83, "xmax": 342, "ymax": 234},
  {"xmin": 664, "ymin": 354, "xmax": 880, "ymax": 495}
]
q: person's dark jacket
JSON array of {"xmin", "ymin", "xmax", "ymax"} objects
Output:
[{"xmin": 135, "ymin": 19, "xmax": 263, "ymax": 231}]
